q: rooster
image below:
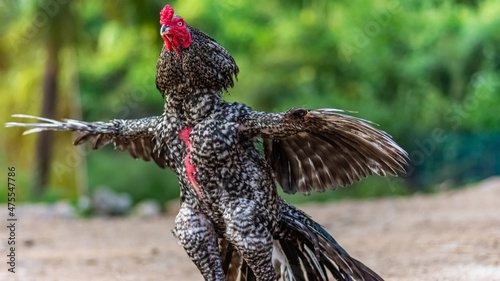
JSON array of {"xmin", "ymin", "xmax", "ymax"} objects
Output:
[{"xmin": 6, "ymin": 4, "xmax": 407, "ymax": 281}]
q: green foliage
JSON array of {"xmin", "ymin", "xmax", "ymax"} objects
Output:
[
  {"xmin": 280, "ymin": 176, "xmax": 410, "ymax": 205},
  {"xmin": 2, "ymin": 0, "xmax": 500, "ymax": 205},
  {"xmin": 85, "ymin": 148, "xmax": 179, "ymax": 206}
]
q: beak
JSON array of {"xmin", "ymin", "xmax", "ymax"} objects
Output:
[{"xmin": 161, "ymin": 25, "xmax": 169, "ymax": 36}]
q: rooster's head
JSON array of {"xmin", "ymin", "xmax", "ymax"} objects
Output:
[{"xmin": 160, "ymin": 5, "xmax": 192, "ymax": 59}]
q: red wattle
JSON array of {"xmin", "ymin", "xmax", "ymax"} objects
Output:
[{"xmin": 162, "ymin": 35, "xmax": 172, "ymax": 51}]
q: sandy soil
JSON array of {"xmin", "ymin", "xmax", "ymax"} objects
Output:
[{"xmin": 1, "ymin": 177, "xmax": 499, "ymax": 281}]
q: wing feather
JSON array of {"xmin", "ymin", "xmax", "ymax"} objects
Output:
[
  {"xmin": 7, "ymin": 114, "xmax": 168, "ymax": 169},
  {"xmin": 263, "ymin": 109, "xmax": 407, "ymax": 194}
]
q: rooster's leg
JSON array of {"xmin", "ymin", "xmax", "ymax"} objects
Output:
[
  {"xmin": 223, "ymin": 199, "xmax": 276, "ymax": 281},
  {"xmin": 173, "ymin": 203, "xmax": 225, "ymax": 281}
]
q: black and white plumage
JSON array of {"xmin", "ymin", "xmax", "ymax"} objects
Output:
[
  {"xmin": 6, "ymin": 105, "xmax": 404, "ymax": 281},
  {"xmin": 6, "ymin": 4, "xmax": 408, "ymax": 281},
  {"xmin": 222, "ymin": 200, "xmax": 385, "ymax": 281},
  {"xmin": 241, "ymin": 108, "xmax": 406, "ymax": 195},
  {"xmin": 156, "ymin": 26, "xmax": 239, "ymax": 98},
  {"xmin": 8, "ymin": 114, "xmax": 169, "ymax": 168}
]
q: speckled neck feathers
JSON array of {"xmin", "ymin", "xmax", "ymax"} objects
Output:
[
  {"xmin": 164, "ymin": 92, "xmax": 224, "ymax": 126},
  {"xmin": 155, "ymin": 26, "xmax": 239, "ymax": 98}
]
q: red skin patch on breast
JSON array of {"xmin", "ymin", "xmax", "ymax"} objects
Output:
[{"xmin": 179, "ymin": 128, "xmax": 202, "ymax": 199}]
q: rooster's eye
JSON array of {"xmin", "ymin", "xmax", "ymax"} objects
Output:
[{"xmin": 177, "ymin": 21, "xmax": 183, "ymax": 26}]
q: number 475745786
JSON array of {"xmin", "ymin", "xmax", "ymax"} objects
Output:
[{"xmin": 7, "ymin": 167, "xmax": 16, "ymax": 217}]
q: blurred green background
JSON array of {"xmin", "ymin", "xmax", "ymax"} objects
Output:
[{"xmin": 1, "ymin": 0, "xmax": 499, "ymax": 209}]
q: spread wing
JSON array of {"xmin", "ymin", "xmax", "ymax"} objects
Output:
[
  {"xmin": 258, "ymin": 108, "xmax": 408, "ymax": 195},
  {"xmin": 6, "ymin": 114, "xmax": 170, "ymax": 169}
]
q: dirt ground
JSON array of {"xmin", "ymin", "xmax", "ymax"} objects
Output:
[{"xmin": 1, "ymin": 177, "xmax": 499, "ymax": 281}]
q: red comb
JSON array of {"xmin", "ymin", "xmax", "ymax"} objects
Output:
[{"xmin": 160, "ymin": 5, "xmax": 174, "ymax": 25}]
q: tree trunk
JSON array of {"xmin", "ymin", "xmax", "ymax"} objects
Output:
[{"xmin": 33, "ymin": 41, "xmax": 59, "ymax": 198}]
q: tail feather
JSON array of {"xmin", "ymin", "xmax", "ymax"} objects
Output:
[
  {"xmin": 241, "ymin": 260, "xmax": 257, "ymax": 281},
  {"xmin": 279, "ymin": 201, "xmax": 384, "ymax": 281},
  {"xmin": 220, "ymin": 239, "xmax": 243, "ymax": 281},
  {"xmin": 276, "ymin": 239, "xmax": 306, "ymax": 281},
  {"xmin": 221, "ymin": 201, "xmax": 383, "ymax": 281},
  {"xmin": 296, "ymin": 243, "xmax": 325, "ymax": 281}
]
